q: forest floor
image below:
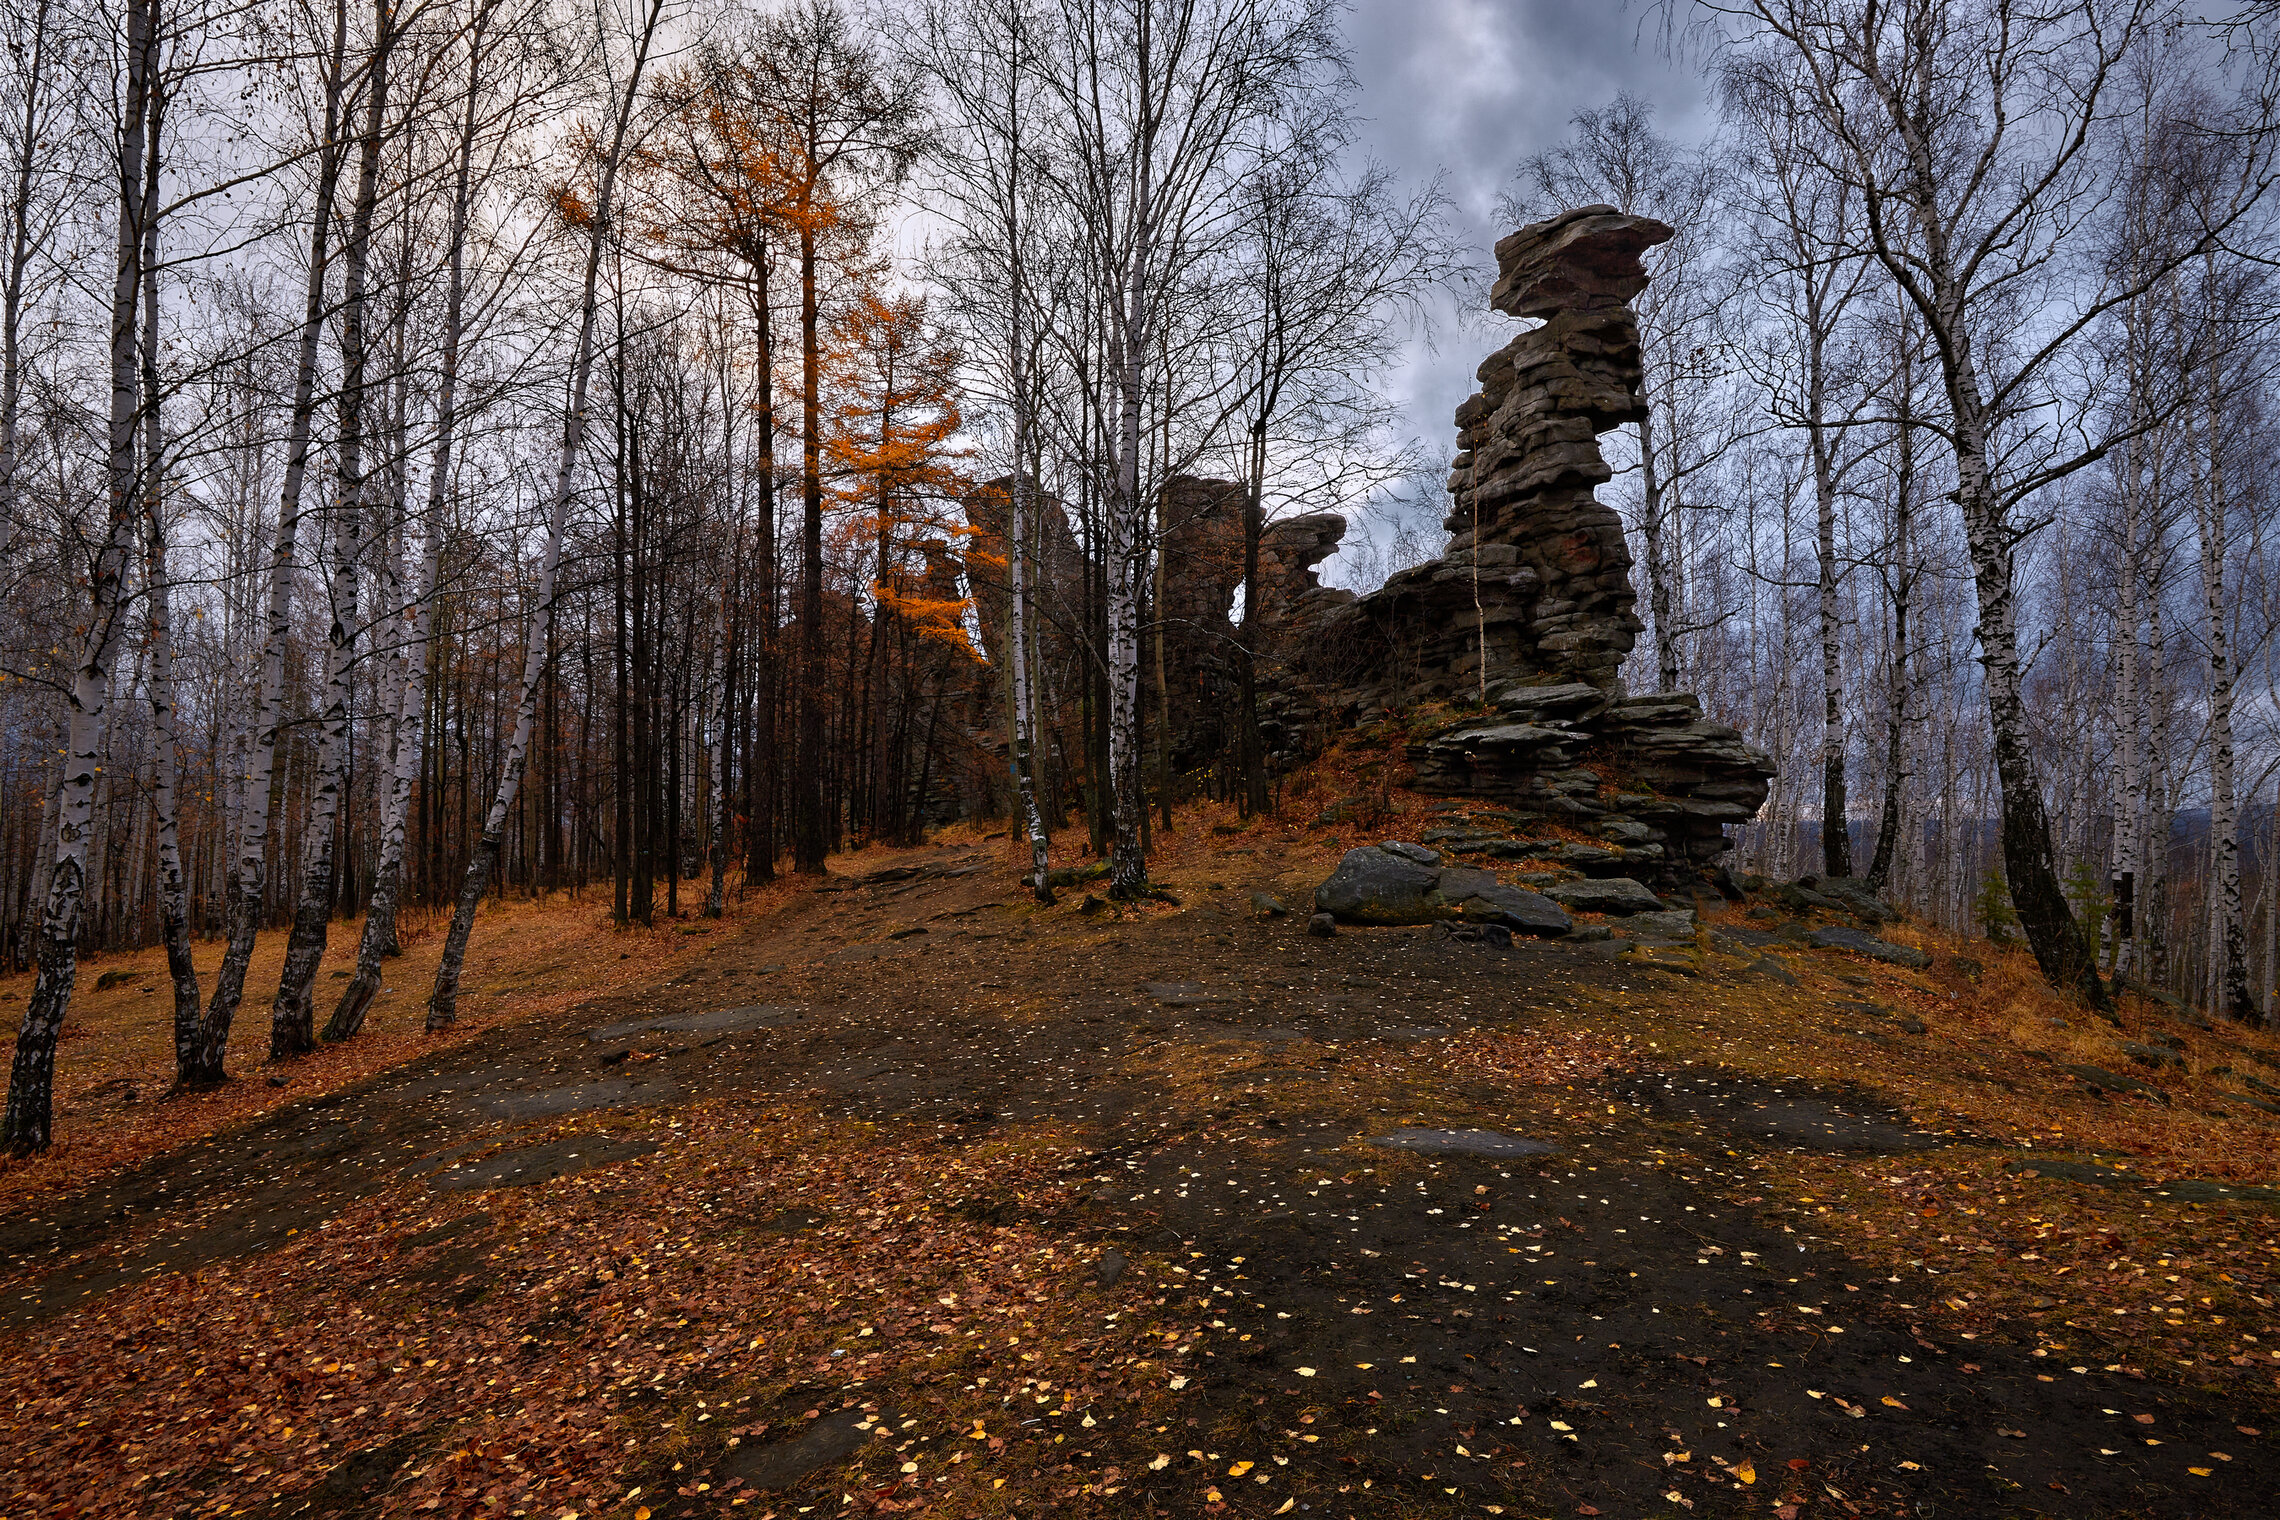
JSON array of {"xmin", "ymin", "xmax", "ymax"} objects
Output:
[{"xmin": 4, "ymin": 797, "xmax": 2280, "ymax": 1520}]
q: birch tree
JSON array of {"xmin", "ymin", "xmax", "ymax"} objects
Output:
[
  {"xmin": 2, "ymin": 0, "xmax": 153, "ymax": 1152},
  {"xmin": 193, "ymin": 0, "xmax": 353, "ymax": 1082},
  {"xmin": 1724, "ymin": 58, "xmax": 1874, "ymax": 877},
  {"xmin": 919, "ymin": 0, "xmax": 1055, "ymax": 898},
  {"xmin": 137, "ymin": 20, "xmax": 201, "ymax": 1077},
  {"xmin": 427, "ymin": 0, "xmax": 664, "ymax": 1027},
  {"xmin": 270, "ymin": 0, "xmax": 398, "ymax": 1057},
  {"xmin": 1032, "ymin": 0, "xmax": 1341, "ymax": 896},
  {"xmin": 327, "ymin": 0, "xmax": 503, "ymax": 1041},
  {"xmin": 1723, "ymin": 0, "xmax": 2275, "ymax": 1006}
]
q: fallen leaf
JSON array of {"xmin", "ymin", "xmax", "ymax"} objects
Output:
[
  {"xmin": 2190, "ymin": 1468, "xmax": 2214, "ymax": 1477},
  {"xmin": 1296, "ymin": 1367, "xmax": 1317, "ymax": 1377},
  {"xmin": 1735, "ymin": 1461, "xmax": 1756, "ymax": 1484},
  {"xmin": 1228, "ymin": 1461, "xmax": 1253, "ymax": 1477},
  {"xmin": 1882, "ymin": 1396, "xmax": 1909, "ymax": 1410},
  {"xmin": 1149, "ymin": 1454, "xmax": 1170, "ymax": 1471}
]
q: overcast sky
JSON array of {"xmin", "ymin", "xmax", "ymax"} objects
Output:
[{"xmin": 1321, "ymin": 0, "xmax": 1709, "ymax": 581}]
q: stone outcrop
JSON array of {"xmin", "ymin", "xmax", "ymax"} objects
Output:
[
  {"xmin": 1405, "ymin": 678, "xmax": 1772, "ymax": 882},
  {"xmin": 1251, "ymin": 207, "xmax": 1774, "ymax": 890},
  {"xmin": 1312, "ymin": 841, "xmax": 1572, "ymax": 936},
  {"xmin": 1155, "ymin": 476, "xmax": 1248, "ymax": 774}
]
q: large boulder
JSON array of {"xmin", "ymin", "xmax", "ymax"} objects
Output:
[
  {"xmin": 1543, "ymin": 876, "xmax": 1666, "ymax": 916},
  {"xmin": 1429, "ymin": 867, "xmax": 1571, "ymax": 936},
  {"xmin": 1313, "ymin": 844, "xmax": 1572, "ymax": 936},
  {"xmin": 1314, "ymin": 845, "xmax": 1442, "ymax": 924}
]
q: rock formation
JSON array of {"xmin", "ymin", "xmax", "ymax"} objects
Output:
[{"xmin": 1252, "ymin": 207, "xmax": 1773, "ymax": 889}]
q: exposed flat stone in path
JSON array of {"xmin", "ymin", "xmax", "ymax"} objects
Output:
[
  {"xmin": 724, "ymin": 1410, "xmax": 875, "ymax": 1494},
  {"xmin": 1623, "ymin": 1071, "xmax": 1949, "ymax": 1153},
  {"xmin": 473, "ymin": 1076, "xmax": 678, "ymax": 1121},
  {"xmin": 587, "ymin": 1004, "xmax": 805, "ymax": 1042},
  {"xmin": 2003, "ymin": 1156, "xmax": 2280, "ymax": 1204},
  {"xmin": 1370, "ymin": 1126, "xmax": 1557, "ymax": 1158},
  {"xmin": 427, "ymin": 1133, "xmax": 658, "ymax": 1193}
]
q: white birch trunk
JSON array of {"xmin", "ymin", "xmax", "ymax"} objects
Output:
[
  {"xmin": 1809, "ymin": 324, "xmax": 1848, "ymax": 879},
  {"xmin": 1003, "ymin": 23, "xmax": 1051, "ymax": 903},
  {"xmin": 2197, "ymin": 361, "xmax": 2252, "ymax": 1021},
  {"xmin": 327, "ymin": 526, "xmax": 437, "ymax": 1039},
  {"xmin": 2111, "ymin": 406, "xmax": 2146, "ymax": 982},
  {"xmin": 138, "ymin": 68, "xmax": 199, "ymax": 1078},
  {"xmin": 2, "ymin": 0, "xmax": 149, "ymax": 1152},
  {"xmin": 270, "ymin": 0, "xmax": 393, "ymax": 1056},
  {"xmin": 704, "ymin": 598, "xmax": 726, "ymax": 917}
]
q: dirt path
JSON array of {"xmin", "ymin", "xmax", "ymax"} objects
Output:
[{"xmin": 2, "ymin": 838, "xmax": 2273, "ymax": 1519}]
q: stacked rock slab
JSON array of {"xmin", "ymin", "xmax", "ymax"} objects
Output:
[
  {"xmin": 1406, "ymin": 680, "xmax": 1773, "ymax": 884},
  {"xmin": 1340, "ymin": 206, "xmax": 1665, "ymax": 697},
  {"xmin": 1246, "ymin": 207, "xmax": 1773, "ymax": 890}
]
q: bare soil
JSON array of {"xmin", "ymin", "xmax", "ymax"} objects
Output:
[{"xmin": 2, "ymin": 822, "xmax": 2276, "ymax": 1520}]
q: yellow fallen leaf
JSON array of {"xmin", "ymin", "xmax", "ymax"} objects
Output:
[
  {"xmin": 1169, "ymin": 1376, "xmax": 1188, "ymax": 1390},
  {"xmin": 900, "ymin": 1462, "xmax": 919, "ymax": 1474},
  {"xmin": 1206, "ymin": 1487, "xmax": 1224, "ymax": 1502},
  {"xmin": 1149, "ymin": 1454, "xmax": 1171, "ymax": 1471},
  {"xmin": 1549, "ymin": 1421, "xmax": 1572, "ymax": 1432},
  {"xmin": 1276, "ymin": 1503, "xmax": 1295, "ymax": 1516},
  {"xmin": 2190, "ymin": 1467, "xmax": 2214, "ymax": 1477},
  {"xmin": 1882, "ymin": 1396, "xmax": 1909, "ymax": 1409},
  {"xmin": 1735, "ymin": 1461, "xmax": 1756, "ymax": 1484},
  {"xmin": 1229, "ymin": 1461, "xmax": 1254, "ymax": 1477},
  {"xmin": 1296, "ymin": 1367, "xmax": 1317, "ymax": 1377}
]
